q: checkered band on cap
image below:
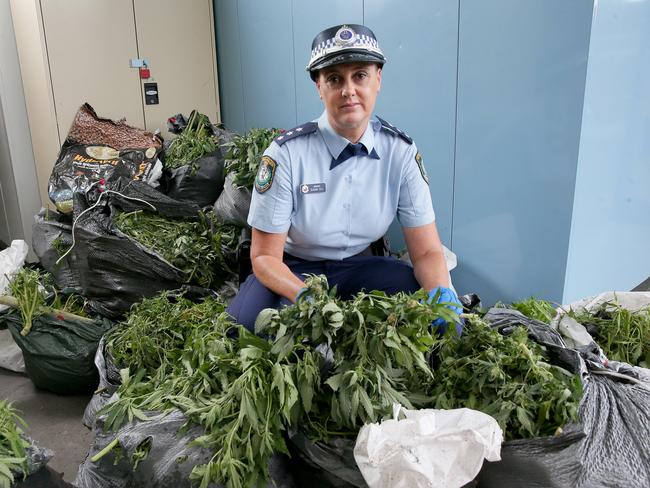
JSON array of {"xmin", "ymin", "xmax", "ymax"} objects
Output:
[{"xmin": 306, "ymin": 24, "xmax": 385, "ymax": 71}]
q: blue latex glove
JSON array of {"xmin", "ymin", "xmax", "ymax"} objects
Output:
[
  {"xmin": 294, "ymin": 287, "xmax": 312, "ymax": 303},
  {"xmin": 428, "ymin": 287, "xmax": 463, "ymax": 336}
]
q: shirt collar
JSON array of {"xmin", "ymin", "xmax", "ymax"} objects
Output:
[{"xmin": 318, "ymin": 111, "xmax": 380, "ymax": 159}]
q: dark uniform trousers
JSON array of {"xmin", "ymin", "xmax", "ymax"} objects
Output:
[{"xmin": 226, "ymin": 253, "xmax": 420, "ymax": 332}]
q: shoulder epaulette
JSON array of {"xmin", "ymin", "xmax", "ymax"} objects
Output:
[
  {"xmin": 274, "ymin": 121, "xmax": 318, "ymax": 146},
  {"xmin": 376, "ymin": 116, "xmax": 413, "ymax": 145}
]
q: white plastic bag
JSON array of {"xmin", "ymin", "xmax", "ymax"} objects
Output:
[
  {"xmin": 0, "ymin": 329, "xmax": 25, "ymax": 372},
  {"xmin": 553, "ymin": 291, "xmax": 650, "ymax": 351},
  {"xmin": 0, "ymin": 240, "xmax": 28, "ymax": 372},
  {"xmin": 354, "ymin": 405, "xmax": 502, "ymax": 488},
  {"xmin": 0, "ymin": 240, "xmax": 29, "ymax": 310},
  {"xmin": 564, "ymin": 291, "xmax": 650, "ymax": 314}
]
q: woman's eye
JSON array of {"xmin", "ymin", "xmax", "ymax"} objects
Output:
[{"xmin": 328, "ymin": 76, "xmax": 340, "ymax": 84}]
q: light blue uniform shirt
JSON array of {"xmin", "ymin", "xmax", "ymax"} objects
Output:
[{"xmin": 248, "ymin": 111, "xmax": 435, "ymax": 260}]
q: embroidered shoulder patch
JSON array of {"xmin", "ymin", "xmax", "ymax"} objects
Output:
[
  {"xmin": 415, "ymin": 152, "xmax": 429, "ymax": 185},
  {"xmin": 255, "ymin": 156, "xmax": 277, "ymax": 193},
  {"xmin": 274, "ymin": 122, "xmax": 318, "ymax": 146},
  {"xmin": 376, "ymin": 116, "xmax": 413, "ymax": 144}
]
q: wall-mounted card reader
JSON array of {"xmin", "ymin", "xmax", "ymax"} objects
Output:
[{"xmin": 144, "ymin": 82, "xmax": 159, "ymax": 105}]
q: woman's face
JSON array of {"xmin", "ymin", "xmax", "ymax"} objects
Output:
[{"xmin": 316, "ymin": 62, "xmax": 382, "ymax": 139}]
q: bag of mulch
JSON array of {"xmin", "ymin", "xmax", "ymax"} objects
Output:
[
  {"xmin": 213, "ymin": 172, "xmax": 252, "ymax": 226},
  {"xmin": 32, "ymin": 208, "xmax": 82, "ymax": 292},
  {"xmin": 48, "ymin": 103, "xmax": 163, "ymax": 214},
  {"xmin": 0, "ymin": 309, "xmax": 114, "ymax": 394},
  {"xmin": 75, "ymin": 409, "xmax": 296, "ymax": 488}
]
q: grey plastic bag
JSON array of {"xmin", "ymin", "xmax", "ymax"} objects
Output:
[
  {"xmin": 213, "ymin": 173, "xmax": 251, "ymax": 227},
  {"xmin": 75, "ymin": 409, "xmax": 296, "ymax": 488},
  {"xmin": 82, "ymin": 337, "xmax": 121, "ymax": 428},
  {"xmin": 479, "ymin": 371, "xmax": 650, "ymax": 488}
]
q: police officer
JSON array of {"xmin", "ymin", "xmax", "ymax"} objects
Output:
[{"xmin": 227, "ymin": 24, "xmax": 462, "ymax": 331}]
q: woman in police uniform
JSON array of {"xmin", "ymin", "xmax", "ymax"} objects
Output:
[{"xmin": 227, "ymin": 24, "xmax": 461, "ymax": 331}]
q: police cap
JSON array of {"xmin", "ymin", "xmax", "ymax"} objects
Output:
[{"xmin": 306, "ymin": 24, "xmax": 386, "ymax": 80}]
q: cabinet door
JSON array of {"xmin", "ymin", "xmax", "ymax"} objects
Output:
[
  {"xmin": 134, "ymin": 0, "xmax": 219, "ymax": 137},
  {"xmin": 40, "ymin": 0, "xmax": 145, "ymax": 136}
]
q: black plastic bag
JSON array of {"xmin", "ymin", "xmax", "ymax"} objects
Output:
[
  {"xmin": 478, "ymin": 369, "xmax": 650, "ymax": 488},
  {"xmin": 483, "ymin": 307, "xmax": 584, "ymax": 375},
  {"xmin": 0, "ymin": 310, "xmax": 113, "ymax": 394},
  {"xmin": 89, "ymin": 177, "xmax": 201, "ymax": 218},
  {"xmin": 9, "ymin": 435, "xmax": 55, "ymax": 487},
  {"xmin": 67, "ymin": 185, "xmax": 214, "ymax": 318},
  {"xmin": 213, "ymin": 172, "xmax": 252, "ymax": 227},
  {"xmin": 32, "ymin": 208, "xmax": 81, "ymax": 292},
  {"xmin": 14, "ymin": 466, "xmax": 73, "ymax": 488},
  {"xmin": 162, "ymin": 150, "xmax": 225, "ymax": 207},
  {"xmin": 71, "ymin": 203, "xmax": 186, "ymax": 318},
  {"xmin": 82, "ymin": 337, "xmax": 122, "ymax": 429},
  {"xmin": 75, "ymin": 409, "xmax": 296, "ymax": 488},
  {"xmin": 212, "ymin": 124, "xmax": 237, "ymax": 145},
  {"xmin": 287, "ymin": 431, "xmax": 365, "ymax": 488},
  {"xmin": 478, "ymin": 425, "xmax": 585, "ymax": 488}
]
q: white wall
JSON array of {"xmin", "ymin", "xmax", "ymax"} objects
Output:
[
  {"xmin": 0, "ymin": 0, "xmax": 42, "ymax": 251},
  {"xmin": 10, "ymin": 0, "xmax": 60, "ymax": 207}
]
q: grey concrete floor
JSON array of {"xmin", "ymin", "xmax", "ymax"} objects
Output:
[{"xmin": 0, "ymin": 368, "xmax": 93, "ymax": 484}]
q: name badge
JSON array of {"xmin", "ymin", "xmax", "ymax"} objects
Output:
[{"xmin": 300, "ymin": 183, "xmax": 326, "ymax": 194}]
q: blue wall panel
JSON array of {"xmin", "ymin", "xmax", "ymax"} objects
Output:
[
  {"xmin": 451, "ymin": 0, "xmax": 593, "ymax": 304},
  {"xmin": 366, "ymin": 0, "xmax": 459, "ymax": 247},
  {"xmin": 292, "ymin": 1, "xmax": 364, "ymax": 124},
  {"xmin": 237, "ymin": 0, "xmax": 296, "ymax": 130},
  {"xmin": 563, "ymin": 0, "xmax": 650, "ymax": 302},
  {"xmin": 214, "ymin": 0, "xmax": 245, "ymax": 133}
]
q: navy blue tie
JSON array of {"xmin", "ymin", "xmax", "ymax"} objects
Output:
[{"xmin": 330, "ymin": 143, "xmax": 379, "ymax": 170}]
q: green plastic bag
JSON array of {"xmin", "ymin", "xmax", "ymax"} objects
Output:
[{"xmin": 1, "ymin": 310, "xmax": 113, "ymax": 394}]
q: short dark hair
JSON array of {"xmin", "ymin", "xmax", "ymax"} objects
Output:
[{"xmin": 311, "ymin": 62, "xmax": 382, "ymax": 82}]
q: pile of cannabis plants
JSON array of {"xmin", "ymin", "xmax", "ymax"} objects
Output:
[
  {"xmin": 222, "ymin": 128, "xmax": 282, "ymax": 189},
  {"xmin": 113, "ymin": 210, "xmax": 240, "ymax": 289},
  {"xmin": 568, "ymin": 301, "xmax": 650, "ymax": 368},
  {"xmin": 431, "ymin": 316, "xmax": 582, "ymax": 440},
  {"xmin": 0, "ymin": 401, "xmax": 29, "ymax": 488},
  {"xmin": 97, "ymin": 277, "xmax": 582, "ymax": 487}
]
